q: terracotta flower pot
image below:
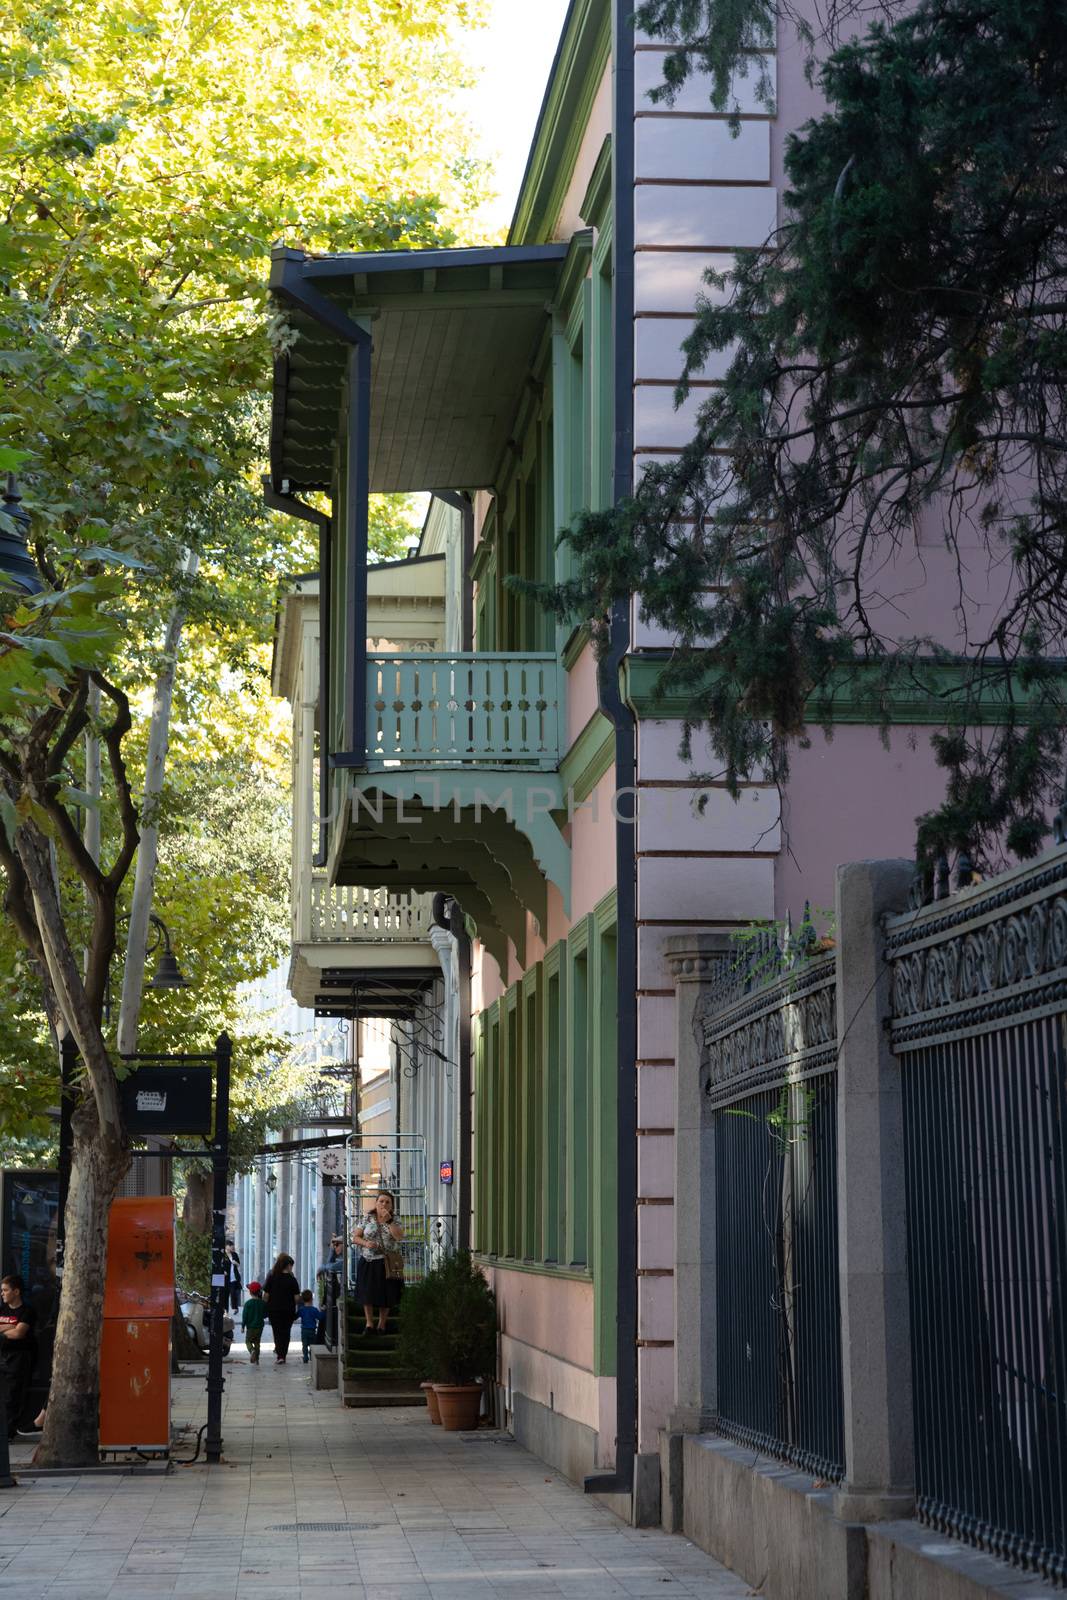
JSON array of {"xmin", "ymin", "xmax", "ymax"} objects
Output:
[
  {"xmin": 433, "ymin": 1383, "xmax": 482, "ymax": 1431},
  {"xmin": 421, "ymin": 1381, "xmax": 442, "ymax": 1424}
]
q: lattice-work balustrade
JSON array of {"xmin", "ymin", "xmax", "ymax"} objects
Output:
[
  {"xmin": 366, "ymin": 653, "xmax": 562, "ymax": 769},
  {"xmin": 308, "ymin": 880, "xmax": 434, "ymax": 943}
]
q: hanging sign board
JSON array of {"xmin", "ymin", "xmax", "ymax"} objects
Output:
[{"xmin": 119, "ymin": 1066, "xmax": 213, "ymax": 1135}]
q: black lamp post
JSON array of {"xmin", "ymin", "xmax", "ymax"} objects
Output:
[{"xmin": 0, "ymin": 477, "xmax": 42, "ymax": 595}]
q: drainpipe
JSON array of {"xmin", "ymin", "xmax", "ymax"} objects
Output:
[{"xmin": 584, "ymin": 0, "xmax": 637, "ymax": 1504}]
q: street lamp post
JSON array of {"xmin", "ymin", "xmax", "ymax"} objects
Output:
[
  {"xmin": 58, "ymin": 911, "xmax": 190, "ymax": 1274},
  {"xmin": 204, "ymin": 1032, "xmax": 232, "ymax": 1465}
]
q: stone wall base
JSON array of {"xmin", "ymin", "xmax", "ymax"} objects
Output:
[
  {"xmin": 666, "ymin": 1434, "xmax": 1058, "ymax": 1600},
  {"xmin": 677, "ymin": 1434, "xmax": 864, "ymax": 1600},
  {"xmin": 511, "ymin": 1390, "xmax": 599, "ymax": 1488},
  {"xmin": 866, "ymin": 1522, "xmax": 1060, "ymax": 1600}
]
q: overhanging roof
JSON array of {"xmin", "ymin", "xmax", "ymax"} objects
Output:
[{"xmin": 269, "ymin": 244, "xmax": 567, "ymax": 496}]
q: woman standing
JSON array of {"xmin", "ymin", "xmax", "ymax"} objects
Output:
[
  {"xmin": 352, "ymin": 1190, "xmax": 404, "ymax": 1334},
  {"xmin": 263, "ymin": 1253, "xmax": 299, "ymax": 1363}
]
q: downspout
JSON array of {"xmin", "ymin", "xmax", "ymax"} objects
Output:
[
  {"xmin": 263, "ymin": 479, "xmax": 330, "ymax": 868},
  {"xmin": 584, "ymin": 0, "xmax": 637, "ymax": 1502}
]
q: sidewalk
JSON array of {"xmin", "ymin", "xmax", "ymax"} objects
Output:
[{"xmin": 0, "ymin": 1345, "xmax": 751, "ymax": 1600}]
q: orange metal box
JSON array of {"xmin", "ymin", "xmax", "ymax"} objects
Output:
[
  {"xmin": 98, "ymin": 1318, "xmax": 171, "ymax": 1450},
  {"xmin": 102, "ymin": 1196, "xmax": 175, "ymax": 1319}
]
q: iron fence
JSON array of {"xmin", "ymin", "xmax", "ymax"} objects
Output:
[
  {"xmin": 701, "ymin": 950, "xmax": 844, "ymax": 1481},
  {"xmin": 887, "ymin": 854, "xmax": 1067, "ymax": 1584}
]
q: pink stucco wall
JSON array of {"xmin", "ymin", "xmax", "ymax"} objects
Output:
[
  {"xmin": 775, "ymin": 724, "xmax": 947, "ymax": 918},
  {"xmin": 566, "ymin": 638, "xmax": 601, "ymax": 747}
]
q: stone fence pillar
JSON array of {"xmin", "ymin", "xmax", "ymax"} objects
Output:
[
  {"xmin": 834, "ymin": 859, "xmax": 915, "ymax": 1522},
  {"xmin": 665, "ymin": 933, "xmax": 732, "ymax": 1437}
]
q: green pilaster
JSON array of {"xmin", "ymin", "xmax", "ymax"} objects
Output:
[
  {"xmin": 541, "ymin": 944, "xmax": 565, "ymax": 1263},
  {"xmin": 565, "ymin": 915, "xmax": 593, "ymax": 1267},
  {"xmin": 521, "ymin": 966, "xmax": 543, "ymax": 1260},
  {"xmin": 591, "ymin": 893, "xmax": 619, "ymax": 1376}
]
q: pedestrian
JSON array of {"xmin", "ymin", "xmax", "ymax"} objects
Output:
[
  {"xmin": 0, "ymin": 1274, "xmax": 37, "ymax": 1439},
  {"xmin": 297, "ymin": 1290, "xmax": 323, "ymax": 1363},
  {"xmin": 224, "ymin": 1242, "xmax": 243, "ymax": 1313},
  {"xmin": 352, "ymin": 1190, "xmax": 405, "ymax": 1335},
  {"xmin": 262, "ymin": 1253, "xmax": 299, "ymax": 1364},
  {"xmin": 241, "ymin": 1280, "xmax": 266, "ymax": 1365},
  {"xmin": 319, "ymin": 1233, "xmax": 343, "ymax": 1349}
]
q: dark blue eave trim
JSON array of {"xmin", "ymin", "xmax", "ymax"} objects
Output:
[
  {"xmin": 585, "ymin": 0, "xmax": 637, "ymax": 1504},
  {"xmin": 273, "ymin": 242, "xmax": 568, "ymax": 281}
]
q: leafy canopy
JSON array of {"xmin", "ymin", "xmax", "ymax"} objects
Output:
[{"xmin": 0, "ymin": 0, "xmax": 488, "ymax": 1105}]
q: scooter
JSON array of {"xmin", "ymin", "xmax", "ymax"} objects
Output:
[{"xmin": 178, "ymin": 1287, "xmax": 234, "ymax": 1356}]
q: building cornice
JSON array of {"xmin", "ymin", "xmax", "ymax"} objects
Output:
[
  {"xmin": 509, "ymin": 0, "xmax": 612, "ymax": 245},
  {"xmin": 622, "ymin": 654, "xmax": 1067, "ymax": 725}
]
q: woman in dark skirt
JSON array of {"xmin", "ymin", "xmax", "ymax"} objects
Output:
[
  {"xmin": 263, "ymin": 1252, "xmax": 300, "ymax": 1363},
  {"xmin": 352, "ymin": 1190, "xmax": 404, "ymax": 1334}
]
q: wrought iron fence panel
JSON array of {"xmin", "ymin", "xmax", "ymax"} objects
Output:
[
  {"xmin": 887, "ymin": 850, "xmax": 1067, "ymax": 1584},
  {"xmin": 714, "ymin": 1077, "xmax": 845, "ymax": 1481},
  {"xmin": 702, "ymin": 948, "xmax": 844, "ymax": 1481}
]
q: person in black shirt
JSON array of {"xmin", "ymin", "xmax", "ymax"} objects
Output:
[
  {"xmin": 0, "ymin": 1274, "xmax": 37, "ymax": 1439},
  {"xmin": 262, "ymin": 1254, "xmax": 299, "ymax": 1363},
  {"xmin": 224, "ymin": 1242, "xmax": 242, "ymax": 1313}
]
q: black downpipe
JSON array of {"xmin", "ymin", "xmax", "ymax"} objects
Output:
[
  {"xmin": 583, "ymin": 0, "xmax": 637, "ymax": 1503},
  {"xmin": 263, "ymin": 479, "xmax": 331, "ymax": 868}
]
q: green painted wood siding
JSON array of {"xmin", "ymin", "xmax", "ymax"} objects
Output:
[{"xmin": 472, "ymin": 891, "xmax": 618, "ymax": 1376}]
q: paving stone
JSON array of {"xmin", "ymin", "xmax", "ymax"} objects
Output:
[{"xmin": 0, "ymin": 1342, "xmax": 748, "ymax": 1600}]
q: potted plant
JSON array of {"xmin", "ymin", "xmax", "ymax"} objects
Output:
[
  {"xmin": 398, "ymin": 1251, "xmax": 496, "ymax": 1430},
  {"xmin": 395, "ymin": 1272, "xmax": 445, "ymax": 1423}
]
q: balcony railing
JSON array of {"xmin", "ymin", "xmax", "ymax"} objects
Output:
[
  {"xmin": 307, "ymin": 880, "xmax": 435, "ymax": 943},
  {"xmin": 366, "ymin": 653, "xmax": 562, "ymax": 769}
]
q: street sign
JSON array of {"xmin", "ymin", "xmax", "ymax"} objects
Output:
[
  {"xmin": 319, "ymin": 1149, "xmax": 345, "ymax": 1178},
  {"xmin": 119, "ymin": 1065, "xmax": 213, "ymax": 1135}
]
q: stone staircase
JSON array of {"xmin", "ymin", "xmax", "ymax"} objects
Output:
[{"xmin": 342, "ymin": 1299, "xmax": 425, "ymax": 1408}]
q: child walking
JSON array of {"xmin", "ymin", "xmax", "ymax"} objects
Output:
[
  {"xmin": 297, "ymin": 1289, "xmax": 323, "ymax": 1363},
  {"xmin": 242, "ymin": 1280, "xmax": 266, "ymax": 1364}
]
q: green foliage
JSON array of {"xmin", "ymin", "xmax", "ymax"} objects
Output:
[
  {"xmin": 368, "ymin": 495, "xmax": 425, "ymax": 563},
  {"xmin": 546, "ymin": 0, "xmax": 1067, "ymax": 873},
  {"xmin": 0, "ymin": 0, "xmax": 488, "ymax": 1138},
  {"xmin": 175, "ymin": 1221, "xmax": 211, "ymax": 1297},
  {"xmin": 396, "ymin": 1251, "xmax": 496, "ymax": 1385}
]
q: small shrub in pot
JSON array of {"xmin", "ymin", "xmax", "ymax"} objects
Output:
[{"xmin": 397, "ymin": 1251, "xmax": 496, "ymax": 1429}]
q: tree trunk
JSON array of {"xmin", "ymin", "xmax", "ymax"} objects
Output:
[
  {"xmin": 37, "ymin": 1094, "xmax": 128, "ymax": 1466},
  {"xmin": 183, "ymin": 1170, "xmax": 212, "ymax": 1233},
  {"xmin": 117, "ymin": 550, "xmax": 198, "ymax": 1056},
  {"xmin": 14, "ymin": 820, "xmax": 129, "ymax": 1465}
]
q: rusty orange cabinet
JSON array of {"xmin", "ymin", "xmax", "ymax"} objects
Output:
[{"xmin": 99, "ymin": 1197, "xmax": 174, "ymax": 1453}]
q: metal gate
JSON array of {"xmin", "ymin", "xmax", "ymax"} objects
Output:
[{"xmin": 344, "ymin": 1134, "xmax": 429, "ymax": 1284}]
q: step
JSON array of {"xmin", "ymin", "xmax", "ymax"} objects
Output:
[
  {"xmin": 344, "ymin": 1366, "xmax": 416, "ymax": 1383},
  {"xmin": 343, "ymin": 1390, "xmax": 426, "ymax": 1408},
  {"xmin": 344, "ymin": 1353, "xmax": 401, "ymax": 1373},
  {"xmin": 342, "ymin": 1373, "xmax": 425, "ymax": 1408}
]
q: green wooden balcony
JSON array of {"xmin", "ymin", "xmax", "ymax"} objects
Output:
[{"xmin": 366, "ymin": 652, "xmax": 563, "ymax": 770}]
